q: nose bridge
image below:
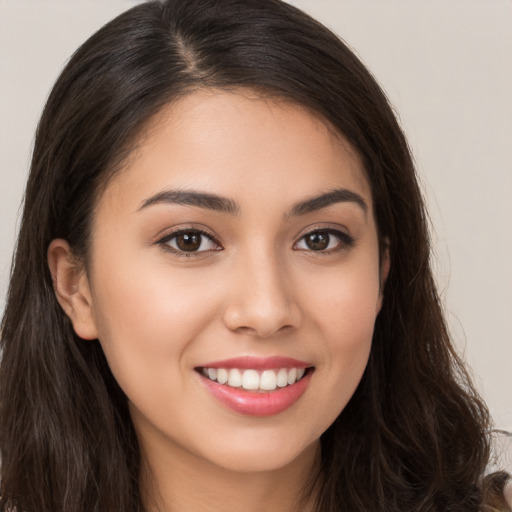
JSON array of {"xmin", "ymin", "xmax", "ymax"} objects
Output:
[{"xmin": 223, "ymin": 243, "xmax": 300, "ymax": 337}]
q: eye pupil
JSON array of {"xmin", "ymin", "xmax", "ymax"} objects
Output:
[
  {"xmin": 306, "ymin": 232, "xmax": 329, "ymax": 251},
  {"xmin": 176, "ymin": 232, "xmax": 202, "ymax": 251}
]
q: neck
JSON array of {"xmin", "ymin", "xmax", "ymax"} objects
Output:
[{"xmin": 139, "ymin": 436, "xmax": 321, "ymax": 512}]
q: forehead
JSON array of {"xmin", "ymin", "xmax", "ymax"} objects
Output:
[{"xmin": 99, "ymin": 89, "xmax": 372, "ymax": 215}]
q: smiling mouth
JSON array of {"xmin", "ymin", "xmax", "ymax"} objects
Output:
[{"xmin": 197, "ymin": 367, "xmax": 313, "ymax": 392}]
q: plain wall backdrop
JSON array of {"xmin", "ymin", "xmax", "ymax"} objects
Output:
[{"xmin": 1, "ymin": 0, "xmax": 511, "ymax": 431}]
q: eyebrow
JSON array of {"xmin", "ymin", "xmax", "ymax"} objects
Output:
[
  {"xmin": 138, "ymin": 189, "xmax": 240, "ymax": 215},
  {"xmin": 288, "ymin": 188, "xmax": 368, "ymax": 217},
  {"xmin": 138, "ymin": 187, "xmax": 367, "ymax": 217}
]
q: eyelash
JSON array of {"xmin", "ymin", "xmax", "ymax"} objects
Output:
[
  {"xmin": 294, "ymin": 228, "xmax": 355, "ymax": 253},
  {"xmin": 156, "ymin": 227, "xmax": 354, "ymax": 257},
  {"xmin": 157, "ymin": 228, "xmax": 222, "ymax": 257}
]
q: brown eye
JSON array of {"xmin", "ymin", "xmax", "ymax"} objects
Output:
[
  {"xmin": 162, "ymin": 230, "xmax": 219, "ymax": 254},
  {"xmin": 175, "ymin": 232, "xmax": 202, "ymax": 252},
  {"xmin": 295, "ymin": 229, "xmax": 354, "ymax": 252},
  {"xmin": 304, "ymin": 232, "xmax": 329, "ymax": 251}
]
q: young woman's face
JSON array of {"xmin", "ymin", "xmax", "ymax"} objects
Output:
[{"xmin": 79, "ymin": 90, "xmax": 386, "ymax": 473}]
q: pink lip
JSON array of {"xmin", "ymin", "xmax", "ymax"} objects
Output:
[
  {"xmin": 198, "ymin": 368, "xmax": 313, "ymax": 417},
  {"xmin": 199, "ymin": 356, "xmax": 311, "ymax": 370}
]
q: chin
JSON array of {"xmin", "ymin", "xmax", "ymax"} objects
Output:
[{"xmin": 198, "ymin": 433, "xmax": 320, "ymax": 474}]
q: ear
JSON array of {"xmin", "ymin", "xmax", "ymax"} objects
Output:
[
  {"xmin": 376, "ymin": 241, "xmax": 390, "ymax": 313},
  {"xmin": 47, "ymin": 239, "xmax": 98, "ymax": 340}
]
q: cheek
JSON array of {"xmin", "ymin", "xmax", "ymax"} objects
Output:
[
  {"xmin": 300, "ymin": 259, "xmax": 380, "ymax": 414},
  {"xmin": 304, "ymin": 255, "xmax": 382, "ymax": 342},
  {"xmin": 88, "ymin": 254, "xmax": 224, "ymax": 389}
]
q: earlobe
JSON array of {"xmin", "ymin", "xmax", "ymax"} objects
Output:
[{"xmin": 47, "ymin": 239, "xmax": 98, "ymax": 340}]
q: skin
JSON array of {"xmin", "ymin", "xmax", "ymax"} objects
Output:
[{"xmin": 49, "ymin": 89, "xmax": 389, "ymax": 512}]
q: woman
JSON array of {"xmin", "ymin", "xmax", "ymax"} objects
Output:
[{"xmin": 0, "ymin": 0, "xmax": 509, "ymax": 510}]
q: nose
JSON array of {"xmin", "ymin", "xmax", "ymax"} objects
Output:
[{"xmin": 222, "ymin": 251, "xmax": 302, "ymax": 338}]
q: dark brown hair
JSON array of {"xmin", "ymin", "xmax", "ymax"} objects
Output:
[{"xmin": 0, "ymin": 1, "xmax": 504, "ymax": 510}]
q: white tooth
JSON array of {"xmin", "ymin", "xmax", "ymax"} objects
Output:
[
  {"xmin": 260, "ymin": 370, "xmax": 277, "ymax": 390},
  {"xmin": 276, "ymin": 368, "xmax": 288, "ymax": 387},
  {"xmin": 297, "ymin": 368, "xmax": 305, "ymax": 380},
  {"xmin": 242, "ymin": 369, "xmax": 260, "ymax": 390},
  {"xmin": 287, "ymin": 368, "xmax": 298, "ymax": 385},
  {"xmin": 228, "ymin": 369, "xmax": 242, "ymax": 388},
  {"xmin": 217, "ymin": 368, "xmax": 228, "ymax": 384},
  {"xmin": 207, "ymin": 368, "xmax": 217, "ymax": 381}
]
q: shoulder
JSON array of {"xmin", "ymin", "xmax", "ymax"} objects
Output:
[
  {"xmin": 488, "ymin": 430, "xmax": 512, "ymax": 510},
  {"xmin": 505, "ymin": 480, "xmax": 512, "ymax": 509}
]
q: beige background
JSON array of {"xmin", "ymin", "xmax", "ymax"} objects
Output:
[{"xmin": 1, "ymin": 0, "xmax": 511, "ymax": 430}]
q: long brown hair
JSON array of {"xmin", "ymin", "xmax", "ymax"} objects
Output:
[{"xmin": 0, "ymin": 1, "xmax": 503, "ymax": 510}]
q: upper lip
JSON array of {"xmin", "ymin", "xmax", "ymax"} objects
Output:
[{"xmin": 198, "ymin": 356, "xmax": 312, "ymax": 370}]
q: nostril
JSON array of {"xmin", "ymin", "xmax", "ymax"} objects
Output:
[
  {"xmin": 231, "ymin": 323, "xmax": 294, "ymax": 339},
  {"xmin": 222, "ymin": 300, "xmax": 302, "ymax": 338}
]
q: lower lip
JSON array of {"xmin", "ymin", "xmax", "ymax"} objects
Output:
[{"xmin": 200, "ymin": 371, "xmax": 312, "ymax": 417}]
